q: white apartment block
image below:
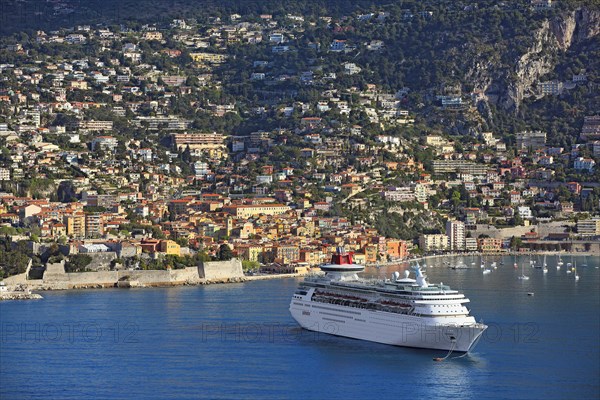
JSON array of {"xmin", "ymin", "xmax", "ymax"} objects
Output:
[{"xmin": 446, "ymin": 220, "xmax": 466, "ymax": 251}]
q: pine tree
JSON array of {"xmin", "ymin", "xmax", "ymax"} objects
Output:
[{"xmin": 218, "ymin": 244, "xmax": 233, "ymax": 261}]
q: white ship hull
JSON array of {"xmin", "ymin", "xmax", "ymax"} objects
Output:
[{"xmin": 290, "ymin": 299, "xmax": 486, "ymax": 352}]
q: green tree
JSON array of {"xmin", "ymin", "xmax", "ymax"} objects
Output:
[
  {"xmin": 242, "ymin": 260, "xmax": 260, "ymax": 271},
  {"xmin": 64, "ymin": 254, "xmax": 93, "ymax": 272},
  {"xmin": 218, "ymin": 244, "xmax": 233, "ymax": 261},
  {"xmin": 57, "ymin": 180, "xmax": 77, "ymax": 203},
  {"xmin": 509, "ymin": 236, "xmax": 523, "ymax": 251}
]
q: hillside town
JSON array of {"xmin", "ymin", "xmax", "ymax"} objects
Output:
[{"xmin": 0, "ymin": 6, "xmax": 599, "ymax": 281}]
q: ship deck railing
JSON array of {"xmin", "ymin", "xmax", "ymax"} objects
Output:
[
  {"xmin": 312, "ymin": 295, "xmax": 413, "ymax": 315},
  {"xmin": 304, "ymin": 281, "xmax": 464, "ymax": 301}
]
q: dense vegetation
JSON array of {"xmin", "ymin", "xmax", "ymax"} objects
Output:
[
  {"xmin": 2, "ymin": 0, "xmax": 598, "ymax": 36},
  {"xmin": 2, "ymin": 0, "xmax": 597, "ymax": 148},
  {"xmin": 0, "ymin": 237, "xmax": 32, "ymax": 278},
  {"xmin": 64, "ymin": 254, "xmax": 93, "ymax": 273}
]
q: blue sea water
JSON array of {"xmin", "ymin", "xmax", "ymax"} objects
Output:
[{"xmin": 1, "ymin": 255, "xmax": 599, "ymax": 400}]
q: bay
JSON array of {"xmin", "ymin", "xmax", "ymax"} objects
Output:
[{"xmin": 1, "ymin": 255, "xmax": 599, "ymax": 400}]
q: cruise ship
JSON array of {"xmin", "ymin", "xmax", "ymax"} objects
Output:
[{"xmin": 289, "ymin": 249, "xmax": 487, "ymax": 353}]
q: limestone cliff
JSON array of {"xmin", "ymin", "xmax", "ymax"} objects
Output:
[
  {"xmin": 468, "ymin": 6, "xmax": 599, "ymax": 113},
  {"xmin": 506, "ymin": 7, "xmax": 599, "ymax": 111}
]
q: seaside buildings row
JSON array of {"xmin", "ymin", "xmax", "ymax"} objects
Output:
[{"xmin": 3, "ymin": 191, "xmax": 599, "ymax": 274}]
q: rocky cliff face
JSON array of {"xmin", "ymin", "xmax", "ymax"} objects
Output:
[
  {"xmin": 469, "ymin": 6, "xmax": 599, "ymax": 114},
  {"xmin": 551, "ymin": 11, "xmax": 577, "ymax": 50},
  {"xmin": 573, "ymin": 7, "xmax": 600, "ymax": 41},
  {"xmin": 500, "ymin": 19, "xmax": 558, "ymax": 111}
]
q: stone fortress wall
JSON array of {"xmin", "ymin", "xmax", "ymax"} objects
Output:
[
  {"xmin": 198, "ymin": 259, "xmax": 244, "ymax": 280},
  {"xmin": 6, "ymin": 259, "xmax": 246, "ymax": 289}
]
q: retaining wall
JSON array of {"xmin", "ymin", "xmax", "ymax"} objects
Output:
[{"xmin": 198, "ymin": 259, "xmax": 244, "ymax": 280}]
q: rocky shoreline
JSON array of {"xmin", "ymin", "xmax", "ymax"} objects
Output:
[
  {"xmin": 0, "ymin": 283, "xmax": 44, "ymax": 300},
  {"xmin": 0, "ymin": 292, "xmax": 44, "ymax": 300}
]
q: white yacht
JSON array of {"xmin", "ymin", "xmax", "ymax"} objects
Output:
[
  {"xmin": 557, "ymin": 255, "xmax": 563, "ymax": 270},
  {"xmin": 518, "ymin": 262, "xmax": 530, "ymax": 280},
  {"xmin": 451, "ymin": 261, "xmax": 469, "ymax": 270},
  {"xmin": 542, "ymin": 255, "xmax": 548, "ymax": 274},
  {"xmin": 290, "ymin": 249, "xmax": 487, "ymax": 353}
]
